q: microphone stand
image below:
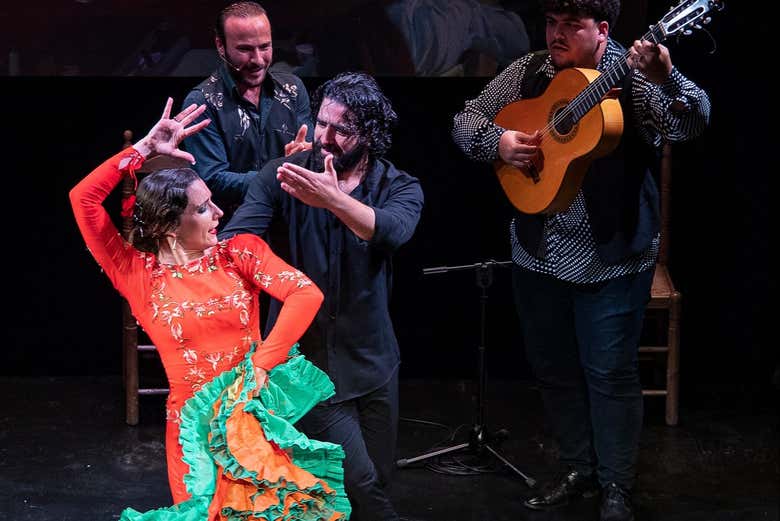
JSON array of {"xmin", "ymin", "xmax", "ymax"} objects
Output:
[{"xmin": 397, "ymin": 260, "xmax": 536, "ymax": 488}]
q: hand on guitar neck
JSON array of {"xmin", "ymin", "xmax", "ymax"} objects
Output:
[
  {"xmin": 498, "ymin": 129, "xmax": 542, "ymax": 181},
  {"xmin": 627, "ymin": 40, "xmax": 673, "ymax": 85}
]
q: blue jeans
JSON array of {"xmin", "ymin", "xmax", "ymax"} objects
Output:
[
  {"xmin": 296, "ymin": 367, "xmax": 399, "ymax": 521},
  {"xmin": 512, "ymin": 266, "xmax": 654, "ymax": 489}
]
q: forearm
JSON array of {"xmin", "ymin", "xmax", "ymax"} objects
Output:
[
  {"xmin": 328, "ymin": 192, "xmax": 376, "ymax": 241},
  {"xmin": 452, "ymin": 56, "xmax": 530, "ymax": 162},
  {"xmin": 253, "ymin": 283, "xmax": 323, "ymax": 370},
  {"xmin": 635, "ymin": 67, "xmax": 712, "ymax": 143},
  {"xmin": 238, "ymin": 234, "xmax": 324, "ymax": 369},
  {"xmin": 69, "ymin": 149, "xmax": 141, "ymax": 289}
]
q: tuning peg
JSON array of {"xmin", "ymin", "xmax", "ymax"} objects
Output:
[
  {"xmin": 683, "ymin": 29, "xmax": 693, "ymax": 36},
  {"xmin": 693, "ymin": 24, "xmax": 702, "ymax": 30},
  {"xmin": 704, "ymin": 17, "xmax": 712, "ymax": 24}
]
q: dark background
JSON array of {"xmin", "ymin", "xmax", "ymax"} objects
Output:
[{"xmin": 2, "ymin": 2, "xmax": 773, "ymax": 412}]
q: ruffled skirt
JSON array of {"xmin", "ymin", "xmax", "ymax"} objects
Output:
[{"xmin": 119, "ymin": 346, "xmax": 350, "ymax": 520}]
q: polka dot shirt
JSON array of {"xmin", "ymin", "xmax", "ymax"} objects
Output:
[{"xmin": 452, "ymin": 38, "xmax": 711, "ymax": 283}]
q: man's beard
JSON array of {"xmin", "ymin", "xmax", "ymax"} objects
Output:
[
  {"xmin": 236, "ymin": 67, "xmax": 265, "ymax": 88},
  {"xmin": 311, "ymin": 140, "xmax": 368, "ymax": 173}
]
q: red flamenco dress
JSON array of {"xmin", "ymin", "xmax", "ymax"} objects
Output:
[{"xmin": 70, "ymin": 149, "xmax": 350, "ymax": 520}]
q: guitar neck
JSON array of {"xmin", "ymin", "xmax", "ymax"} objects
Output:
[{"xmin": 567, "ymin": 26, "xmax": 665, "ymax": 123}]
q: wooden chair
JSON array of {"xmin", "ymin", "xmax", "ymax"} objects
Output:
[
  {"xmin": 119, "ymin": 130, "xmax": 187, "ymax": 425},
  {"xmin": 639, "ymin": 143, "xmax": 681, "ymax": 426}
]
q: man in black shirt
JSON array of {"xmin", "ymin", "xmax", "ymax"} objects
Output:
[{"xmin": 221, "ymin": 71, "xmax": 424, "ymax": 521}]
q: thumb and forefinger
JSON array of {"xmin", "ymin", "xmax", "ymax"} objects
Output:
[{"xmin": 514, "ymin": 129, "xmax": 542, "ymax": 146}]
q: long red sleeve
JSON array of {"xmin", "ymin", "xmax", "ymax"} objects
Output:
[
  {"xmin": 69, "ymin": 148, "xmax": 145, "ymax": 298},
  {"xmin": 226, "ymin": 234, "xmax": 323, "ymax": 370}
]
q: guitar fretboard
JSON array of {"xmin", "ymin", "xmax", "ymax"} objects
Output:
[{"xmin": 565, "ymin": 27, "xmax": 662, "ymax": 124}]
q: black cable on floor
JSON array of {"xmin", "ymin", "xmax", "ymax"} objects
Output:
[{"xmin": 399, "ymin": 419, "xmax": 504, "ymax": 476}]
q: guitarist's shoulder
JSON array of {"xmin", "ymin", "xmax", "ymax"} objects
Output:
[
  {"xmin": 503, "ymin": 50, "xmax": 549, "ymax": 75},
  {"xmin": 526, "ymin": 50, "xmax": 550, "ymax": 67}
]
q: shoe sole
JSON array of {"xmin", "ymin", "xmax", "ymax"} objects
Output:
[{"xmin": 523, "ymin": 489, "xmax": 600, "ymax": 511}]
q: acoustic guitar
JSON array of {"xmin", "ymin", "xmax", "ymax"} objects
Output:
[{"xmin": 493, "ymin": 0, "xmax": 723, "ymax": 215}]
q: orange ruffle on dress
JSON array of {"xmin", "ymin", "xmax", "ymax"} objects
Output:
[{"xmin": 70, "ymin": 149, "xmax": 349, "ymax": 520}]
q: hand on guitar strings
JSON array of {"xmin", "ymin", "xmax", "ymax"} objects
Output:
[
  {"xmin": 627, "ymin": 40, "xmax": 673, "ymax": 85},
  {"xmin": 499, "ymin": 129, "xmax": 541, "ymax": 175}
]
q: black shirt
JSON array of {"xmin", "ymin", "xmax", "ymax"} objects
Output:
[{"xmin": 220, "ymin": 151, "xmax": 424, "ymax": 402}]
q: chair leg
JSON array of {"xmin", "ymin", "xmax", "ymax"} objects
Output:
[
  {"xmin": 122, "ymin": 301, "xmax": 139, "ymax": 426},
  {"xmin": 665, "ymin": 292, "xmax": 682, "ymax": 426}
]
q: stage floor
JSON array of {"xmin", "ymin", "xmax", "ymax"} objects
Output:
[{"xmin": 1, "ymin": 376, "xmax": 776, "ymax": 521}]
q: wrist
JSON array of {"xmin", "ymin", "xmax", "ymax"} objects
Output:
[
  {"xmin": 133, "ymin": 139, "xmax": 154, "ymax": 159},
  {"xmin": 328, "ymin": 187, "xmax": 352, "ymax": 214},
  {"xmin": 251, "ymin": 354, "xmax": 269, "ymax": 372}
]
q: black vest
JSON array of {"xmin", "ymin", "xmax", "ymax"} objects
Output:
[{"xmin": 513, "ymin": 51, "xmax": 661, "ymax": 265}]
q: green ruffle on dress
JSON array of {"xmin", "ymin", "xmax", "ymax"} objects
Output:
[{"xmin": 120, "ymin": 345, "xmax": 350, "ymax": 521}]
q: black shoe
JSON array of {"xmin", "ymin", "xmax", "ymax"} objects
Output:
[
  {"xmin": 523, "ymin": 469, "xmax": 599, "ymax": 510},
  {"xmin": 600, "ymin": 482, "xmax": 634, "ymax": 521}
]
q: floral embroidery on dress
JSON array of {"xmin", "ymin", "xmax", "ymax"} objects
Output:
[
  {"xmin": 170, "ymin": 322, "xmax": 184, "ymax": 343},
  {"xmin": 182, "ymin": 349, "xmax": 198, "ymax": 364},
  {"xmin": 278, "ymin": 270, "xmax": 313, "ymax": 288},
  {"xmin": 224, "ymin": 346, "xmax": 241, "ymax": 365},
  {"xmin": 204, "ymin": 352, "xmax": 222, "ymax": 371},
  {"xmin": 228, "ymin": 243, "xmax": 313, "ymax": 289},
  {"xmin": 184, "ymin": 366, "xmax": 207, "ymax": 390},
  {"xmin": 146, "ymin": 249, "xmax": 257, "ymax": 400},
  {"xmin": 255, "ymin": 273, "xmax": 274, "ymax": 288},
  {"xmin": 180, "ymin": 346, "xmax": 243, "ymax": 394},
  {"xmin": 141, "ymin": 238, "xmax": 307, "ymax": 416},
  {"xmin": 166, "ymin": 408, "xmax": 181, "ymax": 425}
]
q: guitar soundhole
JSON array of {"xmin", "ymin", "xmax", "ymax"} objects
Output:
[
  {"xmin": 549, "ymin": 103, "xmax": 577, "ymax": 143},
  {"xmin": 553, "ymin": 109, "xmax": 575, "ymax": 136}
]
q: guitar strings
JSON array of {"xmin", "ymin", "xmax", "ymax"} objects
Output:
[
  {"xmin": 535, "ymin": 0, "xmax": 717, "ymax": 142},
  {"xmin": 536, "ymin": 30, "xmax": 657, "ymax": 146}
]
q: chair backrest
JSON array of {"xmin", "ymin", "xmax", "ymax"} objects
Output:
[
  {"xmin": 120, "ymin": 130, "xmax": 189, "ymax": 424},
  {"xmin": 121, "ymin": 131, "xmax": 136, "ymax": 241},
  {"xmin": 658, "ymin": 142, "xmax": 672, "ymax": 265}
]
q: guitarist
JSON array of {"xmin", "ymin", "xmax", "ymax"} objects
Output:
[{"xmin": 451, "ymin": 1, "xmax": 710, "ymax": 520}]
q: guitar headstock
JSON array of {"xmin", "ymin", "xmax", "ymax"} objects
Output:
[{"xmin": 652, "ymin": 0, "xmax": 724, "ymax": 42}]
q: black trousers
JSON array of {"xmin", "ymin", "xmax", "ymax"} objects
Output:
[
  {"xmin": 512, "ymin": 266, "xmax": 653, "ymax": 489},
  {"xmin": 297, "ymin": 367, "xmax": 400, "ymax": 521}
]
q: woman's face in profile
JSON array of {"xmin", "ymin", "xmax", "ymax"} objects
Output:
[{"xmin": 173, "ymin": 179, "xmax": 223, "ymax": 252}]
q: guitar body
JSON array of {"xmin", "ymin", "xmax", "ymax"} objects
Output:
[{"xmin": 494, "ymin": 67, "xmax": 624, "ymax": 214}]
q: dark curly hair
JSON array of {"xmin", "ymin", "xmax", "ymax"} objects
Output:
[
  {"xmin": 129, "ymin": 168, "xmax": 200, "ymax": 254},
  {"xmin": 311, "ymin": 71, "xmax": 398, "ymax": 161},
  {"xmin": 541, "ymin": 0, "xmax": 620, "ymax": 27}
]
